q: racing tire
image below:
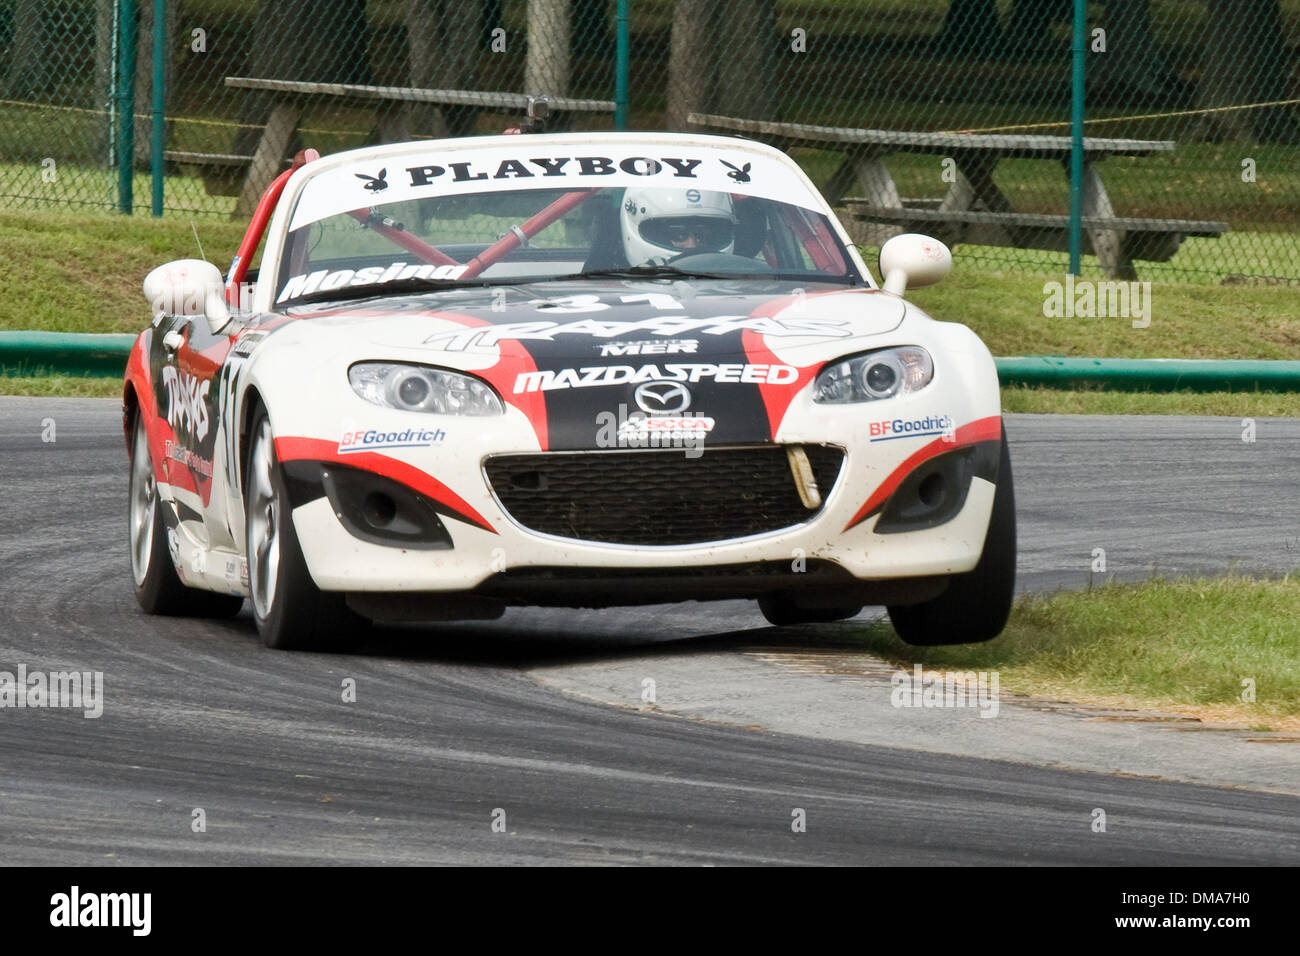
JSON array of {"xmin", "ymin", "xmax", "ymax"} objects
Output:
[
  {"xmin": 244, "ymin": 409, "xmax": 369, "ymax": 651},
  {"xmin": 758, "ymin": 597, "xmax": 864, "ymax": 627},
  {"xmin": 887, "ymin": 424, "xmax": 1016, "ymax": 646},
  {"xmin": 129, "ymin": 413, "xmax": 243, "ymax": 618}
]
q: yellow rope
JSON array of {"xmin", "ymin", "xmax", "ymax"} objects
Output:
[
  {"xmin": 5, "ymin": 90, "xmax": 1297, "ymax": 140},
  {"xmin": 0, "ymin": 97, "xmax": 368, "ymax": 136},
  {"xmin": 942, "ymin": 97, "xmax": 1300, "ymax": 135}
]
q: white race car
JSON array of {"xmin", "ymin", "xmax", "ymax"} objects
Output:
[{"xmin": 124, "ymin": 131, "xmax": 1014, "ymax": 650}]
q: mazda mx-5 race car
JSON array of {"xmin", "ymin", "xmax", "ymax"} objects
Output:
[{"xmin": 124, "ymin": 131, "xmax": 1015, "ymax": 650}]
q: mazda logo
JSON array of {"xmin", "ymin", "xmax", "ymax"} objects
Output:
[{"xmin": 633, "ymin": 381, "xmax": 692, "ymax": 415}]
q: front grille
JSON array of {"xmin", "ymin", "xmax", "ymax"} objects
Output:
[{"xmin": 484, "ymin": 445, "xmax": 844, "ymax": 546}]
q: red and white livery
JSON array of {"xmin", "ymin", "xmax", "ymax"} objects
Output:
[{"xmin": 124, "ymin": 132, "xmax": 1015, "ymax": 649}]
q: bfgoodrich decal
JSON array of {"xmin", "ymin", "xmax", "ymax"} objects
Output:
[
  {"xmin": 869, "ymin": 414, "xmax": 955, "ymax": 442},
  {"xmin": 338, "ymin": 427, "xmax": 447, "ymax": 454}
]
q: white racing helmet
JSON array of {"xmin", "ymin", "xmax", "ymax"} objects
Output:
[{"xmin": 620, "ymin": 187, "xmax": 736, "ymax": 265}]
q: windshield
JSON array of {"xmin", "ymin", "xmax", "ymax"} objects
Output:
[{"xmin": 275, "ymin": 155, "xmax": 861, "ymax": 305}]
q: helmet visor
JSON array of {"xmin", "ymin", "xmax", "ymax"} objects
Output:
[{"xmin": 639, "ymin": 216, "xmax": 734, "ymax": 253}]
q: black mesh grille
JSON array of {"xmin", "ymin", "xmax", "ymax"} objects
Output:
[{"xmin": 484, "ymin": 445, "xmax": 844, "ymax": 546}]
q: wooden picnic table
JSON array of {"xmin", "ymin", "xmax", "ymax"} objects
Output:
[
  {"xmin": 169, "ymin": 78, "xmax": 617, "ymax": 216},
  {"xmin": 687, "ymin": 113, "xmax": 1227, "ymax": 279}
]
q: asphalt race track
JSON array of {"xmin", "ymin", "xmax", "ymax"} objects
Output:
[{"xmin": 1, "ymin": 398, "xmax": 1298, "ymax": 865}]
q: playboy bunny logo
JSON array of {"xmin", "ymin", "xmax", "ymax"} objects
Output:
[
  {"xmin": 720, "ymin": 160, "xmax": 752, "ymax": 183},
  {"xmin": 355, "ymin": 168, "xmax": 389, "ymax": 192}
]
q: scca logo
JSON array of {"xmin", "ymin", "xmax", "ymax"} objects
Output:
[{"xmin": 161, "ymin": 366, "xmax": 211, "ymax": 441}]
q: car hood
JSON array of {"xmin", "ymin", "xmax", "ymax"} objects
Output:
[
  {"xmin": 282, "ymin": 278, "xmax": 908, "ymax": 449},
  {"xmin": 287, "ymin": 278, "xmax": 902, "ymax": 353}
]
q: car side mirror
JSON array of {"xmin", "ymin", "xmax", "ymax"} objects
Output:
[
  {"xmin": 878, "ymin": 234, "xmax": 952, "ymax": 295},
  {"xmin": 142, "ymin": 259, "xmax": 232, "ymax": 334}
]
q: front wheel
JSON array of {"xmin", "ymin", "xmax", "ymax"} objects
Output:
[
  {"xmin": 244, "ymin": 409, "xmax": 368, "ymax": 651},
  {"xmin": 887, "ymin": 425, "xmax": 1016, "ymax": 646}
]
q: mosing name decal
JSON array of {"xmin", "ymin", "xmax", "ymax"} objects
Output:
[{"xmin": 279, "ymin": 262, "xmax": 467, "ymax": 303}]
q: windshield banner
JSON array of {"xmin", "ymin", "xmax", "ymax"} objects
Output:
[{"xmin": 288, "ymin": 142, "xmax": 819, "ymax": 231}]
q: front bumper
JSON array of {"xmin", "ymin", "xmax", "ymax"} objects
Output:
[
  {"xmin": 280, "ymin": 414, "xmax": 1002, "ymax": 595},
  {"xmin": 262, "ymin": 316, "xmax": 1005, "ymax": 600}
]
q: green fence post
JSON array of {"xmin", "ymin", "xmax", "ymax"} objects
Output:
[
  {"xmin": 1067, "ymin": 0, "xmax": 1085, "ymax": 276},
  {"xmin": 116, "ymin": 0, "xmax": 137, "ymax": 214},
  {"xmin": 150, "ymin": 0, "xmax": 165, "ymax": 216},
  {"xmin": 614, "ymin": 0, "xmax": 629, "ymax": 130}
]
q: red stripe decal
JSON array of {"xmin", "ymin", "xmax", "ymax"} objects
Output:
[
  {"xmin": 843, "ymin": 415, "xmax": 1003, "ymax": 532},
  {"xmin": 274, "ymin": 436, "xmax": 497, "ymax": 534},
  {"xmin": 740, "ymin": 289, "xmax": 843, "ymax": 437},
  {"xmin": 741, "ymin": 327, "xmax": 819, "ymax": 437},
  {"xmin": 126, "ymin": 334, "xmax": 168, "ymax": 487},
  {"xmin": 300, "ymin": 306, "xmax": 548, "ymax": 451},
  {"xmin": 127, "ymin": 332, "xmax": 206, "ymax": 500},
  {"xmin": 418, "ymin": 310, "xmax": 548, "ymax": 451}
]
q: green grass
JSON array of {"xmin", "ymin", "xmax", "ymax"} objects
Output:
[
  {"xmin": 1002, "ymin": 386, "xmax": 1300, "ymax": 417},
  {"xmin": 905, "ymin": 263, "xmax": 1300, "ymax": 359},
  {"xmin": 853, "ymin": 575, "xmax": 1300, "ymax": 728},
  {"xmin": 1, "ymin": 206, "xmax": 1294, "ymax": 349},
  {"xmin": 0, "ymin": 373, "xmax": 122, "ymax": 398},
  {"xmin": 3, "ymin": 105, "xmax": 1297, "ymax": 281},
  {"xmin": 802, "ymin": 144, "xmax": 1300, "ymax": 227},
  {"xmin": 0, "ymin": 208, "xmax": 1298, "ymax": 414},
  {"xmin": 0, "ymin": 208, "xmax": 246, "ymax": 334},
  {"xmin": 0, "ymin": 156, "xmax": 237, "ymax": 218}
]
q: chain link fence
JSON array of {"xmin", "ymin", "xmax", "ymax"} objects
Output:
[{"xmin": 1, "ymin": 0, "xmax": 1297, "ymax": 283}]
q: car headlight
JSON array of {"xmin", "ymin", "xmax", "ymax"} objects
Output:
[
  {"xmin": 813, "ymin": 346, "xmax": 933, "ymax": 403},
  {"xmin": 348, "ymin": 362, "xmax": 504, "ymax": 415}
]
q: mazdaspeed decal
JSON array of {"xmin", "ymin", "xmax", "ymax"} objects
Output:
[{"xmin": 513, "ymin": 362, "xmax": 798, "ymax": 393}]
